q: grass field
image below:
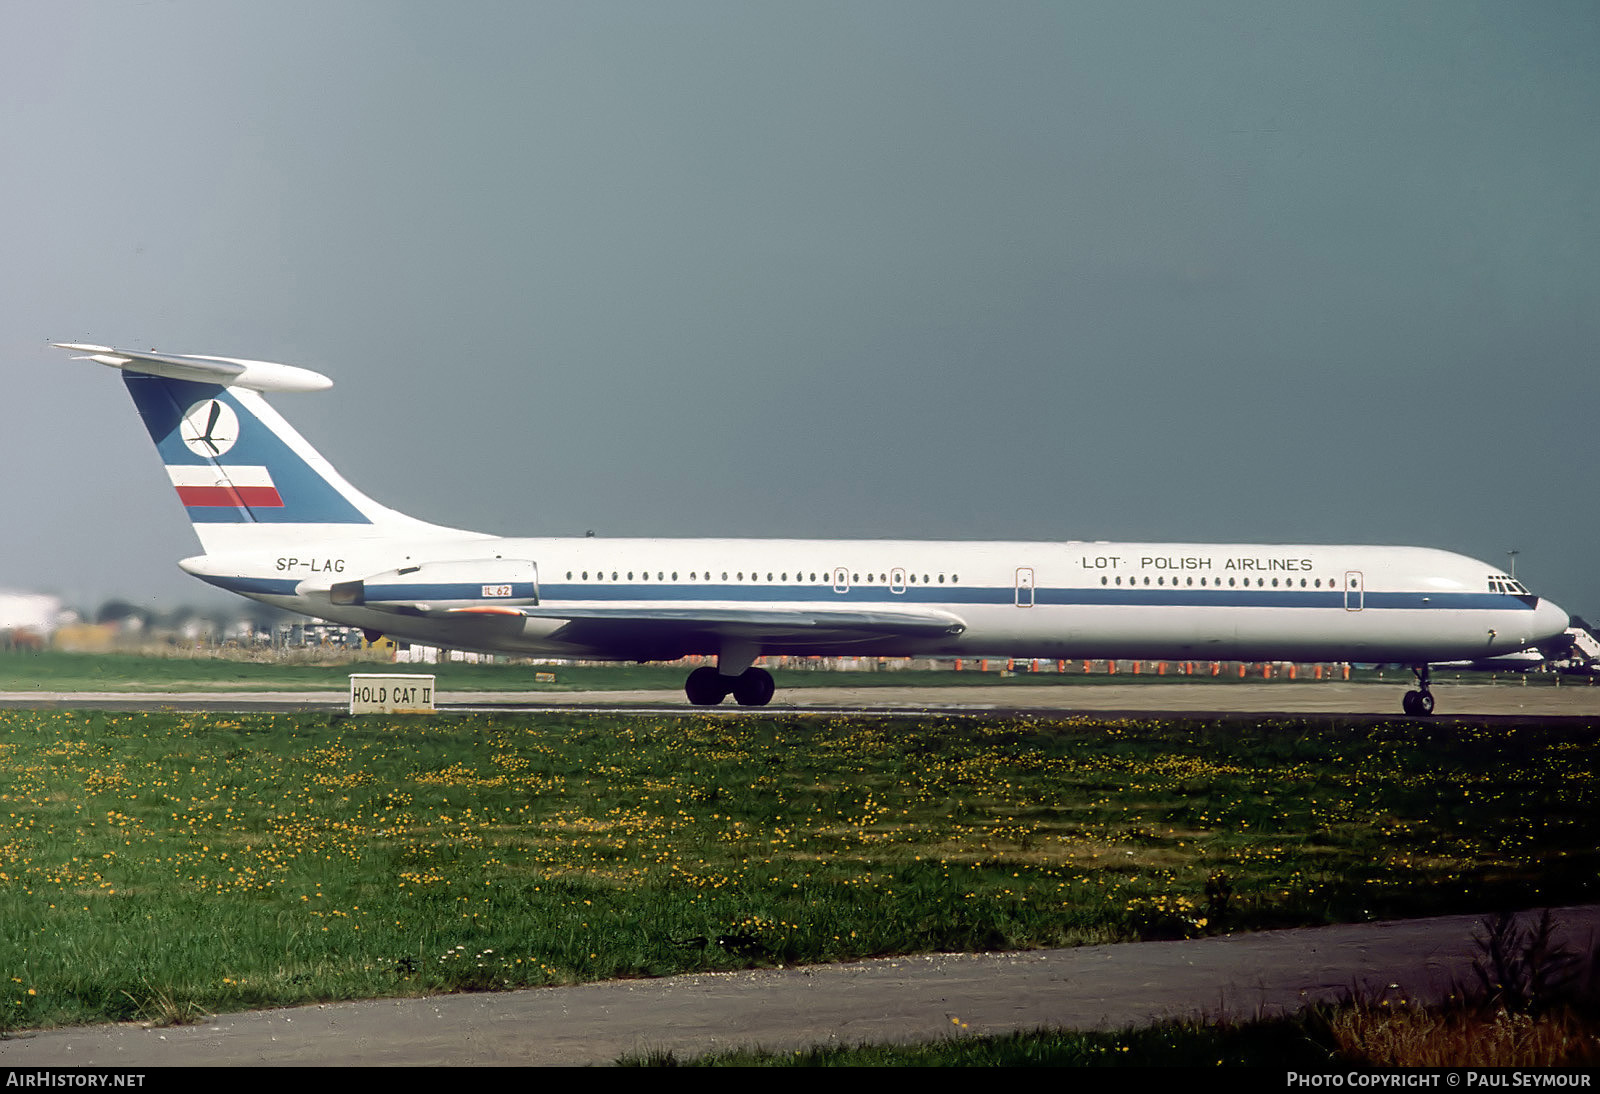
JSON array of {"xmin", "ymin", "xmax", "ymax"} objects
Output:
[{"xmin": 0, "ymin": 708, "xmax": 1594, "ymax": 1035}]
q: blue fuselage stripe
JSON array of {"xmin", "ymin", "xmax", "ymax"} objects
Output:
[
  {"xmin": 203, "ymin": 574, "xmax": 1536, "ymax": 614},
  {"xmin": 532, "ymin": 585, "xmax": 1531, "ymax": 611}
]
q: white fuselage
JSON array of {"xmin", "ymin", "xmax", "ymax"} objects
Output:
[{"xmin": 184, "ymin": 537, "xmax": 1567, "ymax": 665}]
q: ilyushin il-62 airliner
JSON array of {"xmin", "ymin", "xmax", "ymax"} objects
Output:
[{"xmin": 56, "ymin": 344, "xmax": 1571, "ymax": 715}]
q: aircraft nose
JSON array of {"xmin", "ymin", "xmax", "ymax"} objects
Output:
[{"xmin": 1532, "ymin": 597, "xmax": 1571, "ymax": 644}]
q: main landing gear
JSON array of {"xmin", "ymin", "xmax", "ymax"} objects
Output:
[
  {"xmin": 1402, "ymin": 665, "xmax": 1435, "ymax": 716},
  {"xmin": 685, "ymin": 665, "xmax": 775, "ymax": 707},
  {"xmin": 685, "ymin": 641, "xmax": 775, "ymax": 706}
]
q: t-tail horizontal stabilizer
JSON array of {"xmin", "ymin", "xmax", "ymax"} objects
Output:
[{"xmin": 53, "ymin": 343, "xmax": 333, "ymax": 393}]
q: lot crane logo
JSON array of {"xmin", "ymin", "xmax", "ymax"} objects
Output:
[{"xmin": 180, "ymin": 399, "xmax": 239, "ymax": 457}]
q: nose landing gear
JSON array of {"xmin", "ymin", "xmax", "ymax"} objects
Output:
[{"xmin": 1402, "ymin": 666, "xmax": 1435, "ymax": 716}]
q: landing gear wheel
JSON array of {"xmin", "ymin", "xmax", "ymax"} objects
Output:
[
  {"xmin": 685, "ymin": 666, "xmax": 727, "ymax": 706},
  {"xmin": 731, "ymin": 667, "xmax": 775, "ymax": 707},
  {"xmin": 1402, "ymin": 667, "xmax": 1436, "ymax": 716}
]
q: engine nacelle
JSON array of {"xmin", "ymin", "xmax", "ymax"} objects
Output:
[{"xmin": 330, "ymin": 559, "xmax": 539, "ymax": 610}]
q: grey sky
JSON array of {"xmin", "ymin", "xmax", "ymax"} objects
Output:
[{"xmin": 5, "ymin": 2, "xmax": 1598, "ymax": 619}]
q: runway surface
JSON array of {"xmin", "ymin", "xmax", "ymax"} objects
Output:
[
  {"xmin": 5, "ymin": 680, "xmax": 1600, "ymax": 717},
  {"xmin": 4, "ymin": 905, "xmax": 1596, "ymax": 1066}
]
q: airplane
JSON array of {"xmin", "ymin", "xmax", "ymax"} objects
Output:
[{"xmin": 55, "ymin": 343, "xmax": 1573, "ymax": 716}]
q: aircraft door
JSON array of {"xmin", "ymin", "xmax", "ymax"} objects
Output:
[
  {"xmin": 833, "ymin": 567, "xmax": 850, "ymax": 594},
  {"xmin": 1344, "ymin": 570, "xmax": 1363, "ymax": 611},
  {"xmin": 890, "ymin": 568, "xmax": 906, "ymax": 594},
  {"xmin": 1015, "ymin": 567, "xmax": 1035, "ymax": 607}
]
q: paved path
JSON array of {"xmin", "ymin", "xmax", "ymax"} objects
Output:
[{"xmin": 3, "ymin": 906, "xmax": 1596, "ymax": 1067}]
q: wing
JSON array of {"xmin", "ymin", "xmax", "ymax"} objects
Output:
[{"xmin": 434, "ymin": 603, "xmax": 967, "ymax": 654}]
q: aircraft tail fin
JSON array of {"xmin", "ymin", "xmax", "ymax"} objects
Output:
[{"xmin": 58, "ymin": 344, "xmax": 476, "ymax": 554}]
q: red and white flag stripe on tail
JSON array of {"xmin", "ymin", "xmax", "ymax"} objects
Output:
[{"xmin": 166, "ymin": 465, "xmax": 284, "ymax": 508}]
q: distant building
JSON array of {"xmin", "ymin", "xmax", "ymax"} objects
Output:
[{"xmin": 0, "ymin": 591, "xmax": 65, "ymax": 649}]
